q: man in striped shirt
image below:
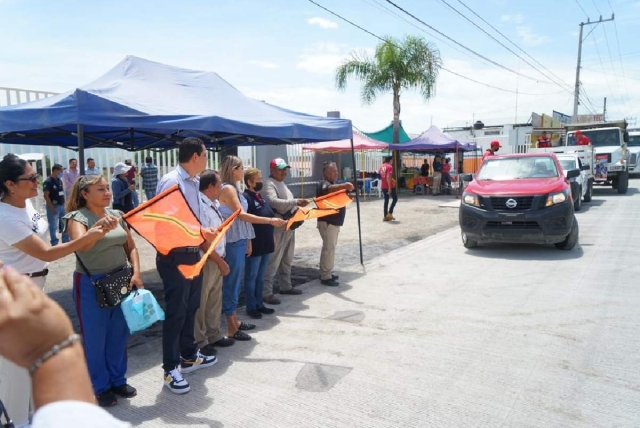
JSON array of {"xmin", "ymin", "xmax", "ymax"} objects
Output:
[{"xmin": 140, "ymin": 156, "xmax": 159, "ymax": 201}]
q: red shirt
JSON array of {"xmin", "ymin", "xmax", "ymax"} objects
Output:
[
  {"xmin": 576, "ymin": 135, "xmax": 590, "ymax": 146},
  {"xmin": 537, "ymin": 137, "xmax": 551, "ymax": 148},
  {"xmin": 442, "ymin": 163, "xmax": 451, "ymax": 174},
  {"xmin": 379, "ymin": 163, "xmax": 394, "ymax": 190},
  {"xmin": 483, "ymin": 149, "xmax": 494, "ymax": 161}
]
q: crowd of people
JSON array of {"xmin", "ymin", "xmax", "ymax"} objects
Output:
[{"xmin": 0, "ymin": 137, "xmax": 354, "ymax": 425}]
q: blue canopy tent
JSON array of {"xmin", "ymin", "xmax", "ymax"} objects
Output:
[
  {"xmin": 0, "ymin": 56, "xmax": 352, "ymax": 151},
  {"xmin": 0, "ymin": 56, "xmax": 366, "ymax": 263},
  {"xmin": 392, "ymin": 125, "xmax": 476, "ymax": 152}
]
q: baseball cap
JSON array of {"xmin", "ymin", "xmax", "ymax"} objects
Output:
[
  {"xmin": 490, "ymin": 140, "xmax": 502, "ymax": 148},
  {"xmin": 270, "ymin": 158, "xmax": 291, "ymax": 169}
]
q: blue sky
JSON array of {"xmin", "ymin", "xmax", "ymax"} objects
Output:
[{"xmin": 2, "ymin": 0, "xmax": 639, "ymax": 134}]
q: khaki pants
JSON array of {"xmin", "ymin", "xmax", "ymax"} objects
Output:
[
  {"xmin": 317, "ymin": 222, "xmax": 340, "ymax": 280},
  {"xmin": 194, "ymin": 260, "xmax": 224, "ymax": 348},
  {"xmin": 432, "ymin": 172, "xmax": 442, "ymax": 194},
  {"xmin": 263, "ymin": 227, "xmax": 295, "ymax": 295}
]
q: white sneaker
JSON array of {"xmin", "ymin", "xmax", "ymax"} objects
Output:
[
  {"xmin": 180, "ymin": 350, "xmax": 218, "ymax": 374},
  {"xmin": 164, "ymin": 368, "xmax": 191, "ymax": 394}
]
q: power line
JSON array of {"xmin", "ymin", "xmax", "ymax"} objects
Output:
[
  {"xmin": 606, "ymin": 0, "xmax": 632, "ymax": 111},
  {"xmin": 454, "ymin": 0, "xmax": 573, "ymax": 92},
  {"xmin": 574, "ymin": 0, "xmax": 589, "ymax": 16},
  {"xmin": 382, "ymin": 0, "xmax": 549, "ymax": 84},
  {"xmin": 306, "ymin": 0, "xmax": 559, "ymax": 96},
  {"xmin": 435, "ymin": 0, "xmax": 574, "ymax": 93},
  {"xmin": 357, "ymin": 0, "xmax": 496, "ymax": 69}
]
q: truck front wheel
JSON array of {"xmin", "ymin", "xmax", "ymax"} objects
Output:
[
  {"xmin": 461, "ymin": 232, "xmax": 478, "ymax": 249},
  {"xmin": 574, "ymin": 186, "xmax": 582, "ymax": 211},
  {"xmin": 617, "ymin": 171, "xmax": 629, "ymax": 194},
  {"xmin": 583, "ymin": 180, "xmax": 593, "ymax": 202},
  {"xmin": 555, "ymin": 216, "xmax": 579, "ymax": 250}
]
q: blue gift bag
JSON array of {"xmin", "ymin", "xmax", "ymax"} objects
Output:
[{"xmin": 121, "ymin": 289, "xmax": 165, "ymax": 334}]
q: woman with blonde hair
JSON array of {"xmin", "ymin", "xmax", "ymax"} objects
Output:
[
  {"xmin": 65, "ymin": 174, "xmax": 144, "ymax": 408},
  {"xmin": 0, "ymin": 155, "xmax": 114, "ymax": 427},
  {"xmin": 218, "ymin": 156, "xmax": 286, "ymax": 341}
]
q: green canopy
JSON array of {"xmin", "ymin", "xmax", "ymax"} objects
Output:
[{"xmin": 362, "ymin": 122, "xmax": 411, "ymax": 144}]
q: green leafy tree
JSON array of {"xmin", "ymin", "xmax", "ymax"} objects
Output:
[{"xmin": 335, "ymin": 35, "xmax": 441, "ymax": 145}]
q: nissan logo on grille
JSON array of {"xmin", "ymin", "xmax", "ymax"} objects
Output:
[{"xmin": 505, "ymin": 198, "xmax": 518, "ymax": 209}]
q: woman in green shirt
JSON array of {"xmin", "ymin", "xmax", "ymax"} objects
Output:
[{"xmin": 65, "ymin": 175, "xmax": 144, "ymax": 408}]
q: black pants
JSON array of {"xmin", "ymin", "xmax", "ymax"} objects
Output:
[
  {"xmin": 156, "ymin": 251, "xmax": 203, "ymax": 372},
  {"xmin": 383, "ymin": 188, "xmax": 398, "ymax": 216}
]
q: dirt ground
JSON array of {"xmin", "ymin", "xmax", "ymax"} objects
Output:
[{"xmin": 43, "ymin": 191, "xmax": 460, "ymax": 348}]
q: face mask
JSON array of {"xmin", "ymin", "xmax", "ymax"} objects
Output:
[{"xmin": 253, "ymin": 182, "xmax": 264, "ymax": 192}]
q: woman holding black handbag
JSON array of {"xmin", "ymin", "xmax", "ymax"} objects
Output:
[{"xmin": 65, "ymin": 174, "xmax": 144, "ymax": 408}]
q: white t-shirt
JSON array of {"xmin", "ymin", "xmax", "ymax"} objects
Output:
[{"xmin": 0, "ymin": 199, "xmax": 49, "ymax": 274}]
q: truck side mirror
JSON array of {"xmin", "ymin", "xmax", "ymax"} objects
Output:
[
  {"xmin": 623, "ymin": 131, "xmax": 629, "ymax": 143},
  {"xmin": 567, "ymin": 169, "xmax": 581, "ymax": 179},
  {"xmin": 581, "ymin": 164, "xmax": 590, "ymax": 171},
  {"xmin": 462, "ymin": 174, "xmax": 473, "ymax": 182}
]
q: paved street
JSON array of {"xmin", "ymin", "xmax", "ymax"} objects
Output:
[{"xmin": 109, "ymin": 180, "xmax": 640, "ymax": 428}]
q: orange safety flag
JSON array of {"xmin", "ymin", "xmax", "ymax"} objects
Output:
[
  {"xmin": 314, "ymin": 189, "xmax": 353, "ymax": 210},
  {"xmin": 178, "ymin": 209, "xmax": 241, "ymax": 279},
  {"xmin": 286, "ymin": 207, "xmax": 339, "ymax": 231},
  {"xmin": 124, "ymin": 185, "xmax": 204, "ymax": 255}
]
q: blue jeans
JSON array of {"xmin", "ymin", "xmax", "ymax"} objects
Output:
[
  {"xmin": 132, "ymin": 190, "xmax": 139, "ymax": 208},
  {"xmin": 72, "ymin": 272, "xmax": 129, "ymax": 395},
  {"xmin": 144, "ymin": 188, "xmax": 156, "ymax": 201},
  {"xmin": 244, "ymin": 253, "xmax": 271, "ymax": 311},
  {"xmin": 222, "ymin": 239, "xmax": 247, "ymax": 316},
  {"xmin": 45, "ymin": 203, "xmax": 69, "ymax": 245}
]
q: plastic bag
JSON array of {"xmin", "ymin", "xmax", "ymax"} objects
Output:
[{"xmin": 121, "ymin": 289, "xmax": 165, "ymax": 334}]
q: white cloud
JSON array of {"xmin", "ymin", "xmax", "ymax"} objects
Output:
[
  {"xmin": 296, "ymin": 42, "xmax": 351, "ymax": 74},
  {"xmin": 308, "ymin": 17, "xmax": 338, "ymax": 29},
  {"xmin": 516, "ymin": 26, "xmax": 551, "ymax": 46},
  {"xmin": 247, "ymin": 60, "xmax": 278, "ymax": 69},
  {"xmin": 500, "ymin": 14, "xmax": 524, "ymax": 24}
]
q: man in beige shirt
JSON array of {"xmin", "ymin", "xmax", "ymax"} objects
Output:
[{"xmin": 262, "ymin": 158, "xmax": 309, "ymax": 304}]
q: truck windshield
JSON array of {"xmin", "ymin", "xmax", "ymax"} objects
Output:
[
  {"xmin": 567, "ymin": 129, "xmax": 620, "ymax": 147},
  {"xmin": 558, "ymin": 159, "xmax": 576, "ymax": 172},
  {"xmin": 478, "ymin": 157, "xmax": 559, "ymax": 180},
  {"xmin": 628, "ymin": 135, "xmax": 640, "ymax": 147}
]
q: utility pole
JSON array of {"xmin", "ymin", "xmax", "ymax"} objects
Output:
[
  {"xmin": 572, "ymin": 14, "xmax": 615, "ymax": 122},
  {"xmin": 603, "ymin": 97, "xmax": 607, "ymax": 121}
]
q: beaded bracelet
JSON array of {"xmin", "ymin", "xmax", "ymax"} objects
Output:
[{"xmin": 28, "ymin": 334, "xmax": 82, "ymax": 375}]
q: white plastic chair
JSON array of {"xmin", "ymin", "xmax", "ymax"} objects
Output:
[{"xmin": 370, "ymin": 179, "xmax": 382, "ymax": 198}]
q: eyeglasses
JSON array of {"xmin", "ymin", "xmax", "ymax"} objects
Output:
[{"xmin": 15, "ymin": 175, "xmax": 39, "ymax": 183}]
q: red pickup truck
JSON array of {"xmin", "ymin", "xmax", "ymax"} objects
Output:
[{"xmin": 459, "ymin": 153, "xmax": 580, "ymax": 250}]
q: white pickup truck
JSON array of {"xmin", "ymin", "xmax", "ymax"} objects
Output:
[{"xmin": 556, "ymin": 153, "xmax": 593, "ymax": 211}]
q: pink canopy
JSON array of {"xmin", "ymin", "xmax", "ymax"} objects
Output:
[{"xmin": 302, "ymin": 131, "xmax": 389, "ymax": 152}]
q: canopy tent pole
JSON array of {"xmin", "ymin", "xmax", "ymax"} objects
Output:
[
  {"xmin": 350, "ymin": 138, "xmax": 363, "ymax": 265},
  {"xmin": 360, "ymin": 150, "xmax": 366, "ymax": 200},
  {"xmin": 77, "ymin": 124, "xmax": 86, "ymax": 174},
  {"xmin": 301, "ymin": 149, "xmax": 305, "ymax": 198},
  {"xmin": 456, "ymin": 147, "xmax": 460, "ymax": 199}
]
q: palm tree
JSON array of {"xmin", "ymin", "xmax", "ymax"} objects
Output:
[{"xmin": 335, "ymin": 35, "xmax": 441, "ymax": 145}]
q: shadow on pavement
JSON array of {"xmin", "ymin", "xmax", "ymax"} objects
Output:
[
  {"xmin": 575, "ymin": 198, "xmax": 605, "ymax": 213},
  {"xmin": 463, "ymin": 243, "xmax": 584, "ymax": 261},
  {"xmin": 47, "ymin": 261, "xmax": 364, "ymax": 424}
]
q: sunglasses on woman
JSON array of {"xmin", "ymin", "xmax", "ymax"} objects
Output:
[{"xmin": 16, "ymin": 174, "xmax": 39, "ymax": 183}]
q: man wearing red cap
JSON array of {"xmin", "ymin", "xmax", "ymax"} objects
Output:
[
  {"xmin": 483, "ymin": 141, "xmax": 502, "ymax": 160},
  {"xmin": 575, "ymin": 130, "xmax": 591, "ymax": 146},
  {"xmin": 262, "ymin": 158, "xmax": 310, "ymax": 304}
]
